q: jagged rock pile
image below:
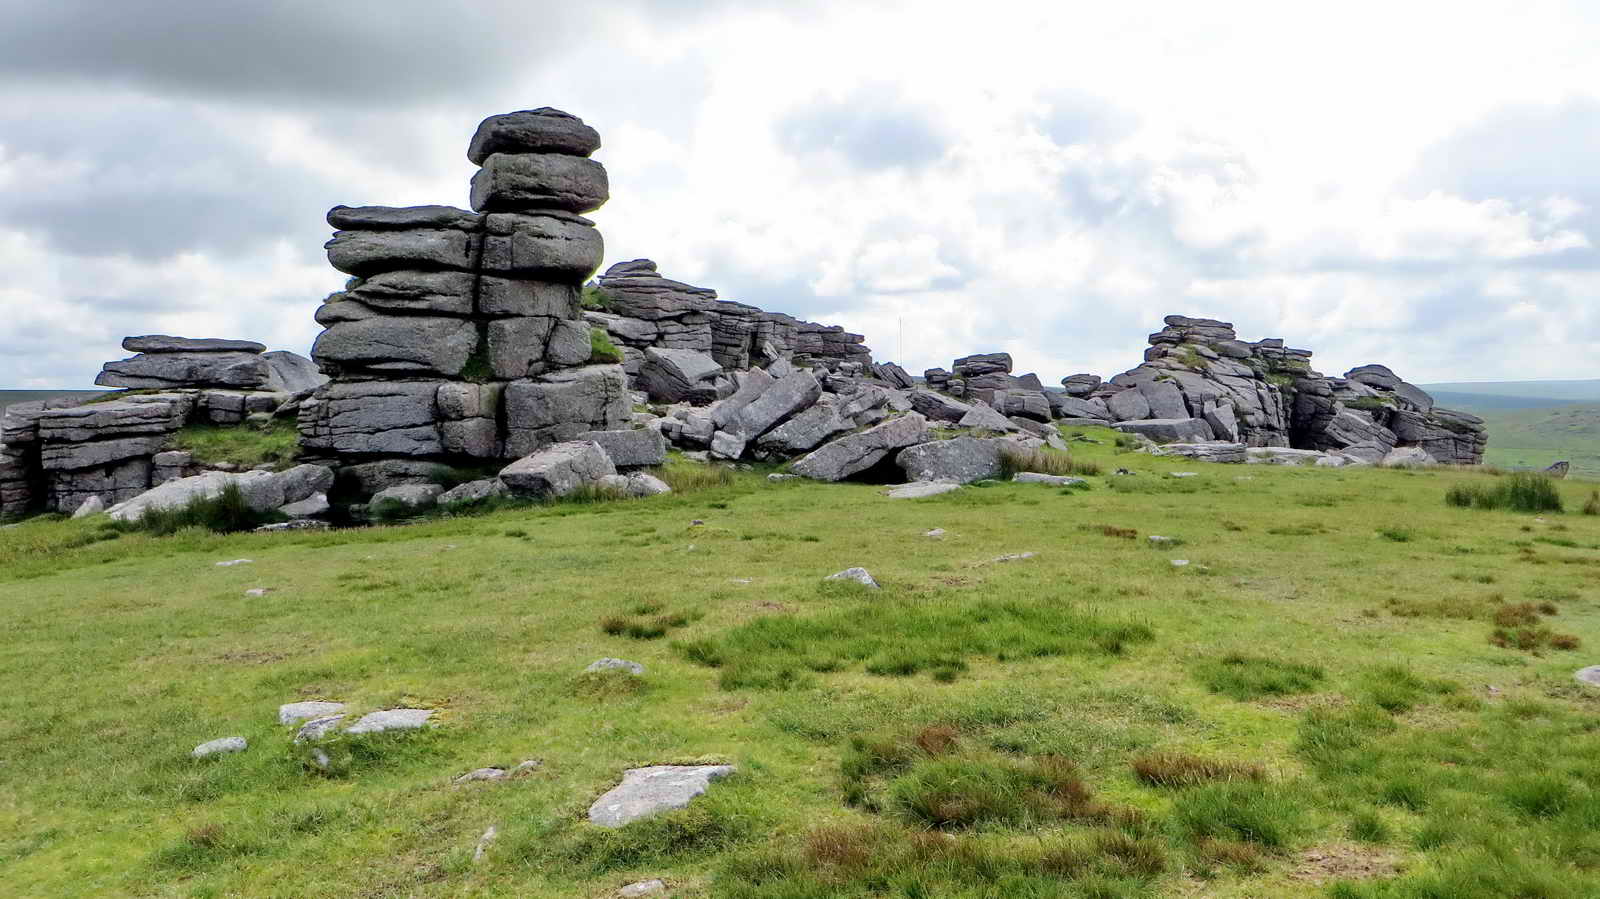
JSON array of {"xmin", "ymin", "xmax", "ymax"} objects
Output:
[
  {"xmin": 924, "ymin": 353, "xmax": 1053, "ymax": 422},
  {"xmin": 298, "ymin": 109, "xmax": 637, "ymax": 489},
  {"xmin": 587, "ymin": 260, "xmax": 874, "ymax": 382},
  {"xmin": 1048, "ymin": 315, "xmax": 1485, "ymax": 465},
  {"xmin": 0, "ymin": 337, "xmax": 324, "ymax": 519}
]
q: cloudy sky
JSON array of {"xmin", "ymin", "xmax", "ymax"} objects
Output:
[{"xmin": 3, "ymin": 0, "xmax": 1598, "ymax": 388}]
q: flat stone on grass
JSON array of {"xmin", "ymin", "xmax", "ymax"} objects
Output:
[
  {"xmin": 588, "ymin": 764, "xmax": 735, "ymax": 827},
  {"xmin": 1575, "ymin": 666, "xmax": 1600, "ymax": 687},
  {"xmin": 346, "ymin": 708, "xmax": 434, "ymax": 735},
  {"xmin": 294, "ymin": 715, "xmax": 345, "ymax": 743},
  {"xmin": 586, "ymin": 658, "xmax": 645, "ymax": 675},
  {"xmin": 215, "ymin": 559, "xmax": 253, "ymax": 567},
  {"xmin": 1012, "ymin": 473, "xmax": 1086, "ymax": 487},
  {"xmin": 455, "ymin": 767, "xmax": 508, "ymax": 784},
  {"xmin": 886, "ymin": 481, "xmax": 961, "ymax": 499},
  {"xmin": 279, "ymin": 701, "xmax": 346, "ymax": 725},
  {"xmin": 619, "ymin": 880, "xmax": 667, "ymax": 897},
  {"xmin": 191, "ymin": 736, "xmax": 247, "ymax": 759}
]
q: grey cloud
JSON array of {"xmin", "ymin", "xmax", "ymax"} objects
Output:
[
  {"xmin": 1041, "ymin": 91, "xmax": 1138, "ymax": 146},
  {"xmin": 777, "ymin": 85, "xmax": 950, "ymax": 170}
]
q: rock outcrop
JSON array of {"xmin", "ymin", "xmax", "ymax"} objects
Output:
[
  {"xmin": 1087, "ymin": 315, "xmax": 1486, "ymax": 465},
  {"xmin": 296, "ymin": 108, "xmax": 636, "ymax": 493},
  {"xmin": 1, "ymin": 342, "xmax": 324, "ymax": 519}
]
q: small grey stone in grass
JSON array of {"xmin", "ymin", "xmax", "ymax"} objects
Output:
[
  {"xmin": 924, "ymin": 528, "xmax": 946, "ymax": 538},
  {"xmin": 244, "ymin": 588, "xmax": 270, "ymax": 597},
  {"xmin": 473, "ymin": 826, "xmax": 498, "ymax": 865},
  {"xmin": 346, "ymin": 708, "xmax": 434, "ymax": 735},
  {"xmin": 295, "ymin": 715, "xmax": 345, "ymax": 742},
  {"xmin": 987, "ymin": 552, "xmax": 1038, "ymax": 564},
  {"xmin": 588, "ymin": 764, "xmax": 736, "ymax": 827},
  {"xmin": 1012, "ymin": 473, "xmax": 1086, "ymax": 487},
  {"xmin": 310, "ymin": 748, "xmax": 332, "ymax": 770},
  {"xmin": 729, "ymin": 577, "xmax": 753, "ymax": 584},
  {"xmin": 1148, "ymin": 536, "xmax": 1176, "ymax": 546},
  {"xmin": 1171, "ymin": 559, "xmax": 1191, "ymax": 568},
  {"xmin": 455, "ymin": 768, "xmax": 508, "ymax": 784},
  {"xmin": 826, "ymin": 567, "xmax": 879, "ymax": 588},
  {"xmin": 279, "ymin": 701, "xmax": 346, "ymax": 726},
  {"xmin": 619, "ymin": 881, "xmax": 667, "ymax": 897},
  {"xmin": 586, "ymin": 658, "xmax": 645, "ymax": 675},
  {"xmin": 511, "ymin": 759, "xmax": 543, "ymax": 777},
  {"xmin": 215, "ymin": 559, "xmax": 253, "ymax": 567},
  {"xmin": 767, "ymin": 473, "xmax": 799, "ymax": 482},
  {"xmin": 1169, "ymin": 472, "xmax": 1198, "ymax": 478},
  {"xmin": 191, "ymin": 736, "xmax": 247, "ymax": 759},
  {"xmin": 1575, "ymin": 666, "xmax": 1600, "ymax": 687}
]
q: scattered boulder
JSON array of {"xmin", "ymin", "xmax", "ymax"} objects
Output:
[
  {"xmin": 1112, "ymin": 418, "xmax": 1214, "ymax": 444},
  {"xmin": 1544, "ymin": 461, "xmax": 1570, "ymax": 479},
  {"xmin": 1575, "ymin": 666, "xmax": 1600, "ymax": 687},
  {"xmin": 897, "ymin": 436, "xmax": 1008, "ymax": 484},
  {"xmin": 587, "ymin": 764, "xmax": 736, "ymax": 828},
  {"xmin": 455, "ymin": 768, "xmax": 509, "ymax": 784},
  {"xmin": 619, "ymin": 880, "xmax": 667, "ymax": 897},
  {"xmin": 191, "ymin": 736, "xmax": 247, "ymax": 759},
  {"xmin": 640, "ymin": 347, "xmax": 722, "ymax": 404},
  {"xmin": 958, "ymin": 401, "xmax": 1015, "ymax": 433},
  {"xmin": 294, "ymin": 715, "xmax": 345, "ymax": 743},
  {"xmin": 279, "ymin": 701, "xmax": 345, "ymax": 725},
  {"xmin": 346, "ymin": 708, "xmax": 434, "ymax": 735},
  {"xmin": 71, "ymin": 495, "xmax": 105, "ymax": 518},
  {"xmin": 586, "ymin": 658, "xmax": 645, "ymax": 675},
  {"xmin": 370, "ymin": 482, "xmax": 444, "ymax": 513},
  {"xmin": 578, "ymin": 428, "xmax": 667, "ymax": 468},
  {"xmin": 439, "ymin": 477, "xmax": 508, "ymax": 507},
  {"xmin": 107, "ymin": 464, "xmax": 333, "ymax": 522},
  {"xmin": 278, "ymin": 492, "xmax": 330, "ymax": 518},
  {"xmin": 825, "ymin": 567, "xmax": 879, "ymax": 588},
  {"xmin": 499, "ymin": 440, "xmax": 616, "ymax": 497}
]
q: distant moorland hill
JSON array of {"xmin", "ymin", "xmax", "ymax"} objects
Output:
[
  {"xmin": 1421, "ymin": 380, "xmax": 1600, "ymax": 477},
  {"xmin": 1, "ymin": 390, "xmax": 102, "ymax": 414}
]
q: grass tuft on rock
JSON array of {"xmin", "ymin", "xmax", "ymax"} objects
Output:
[{"xmin": 168, "ymin": 421, "xmax": 299, "ymax": 470}]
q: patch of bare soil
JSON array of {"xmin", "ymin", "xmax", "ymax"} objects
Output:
[{"xmin": 1289, "ymin": 843, "xmax": 1403, "ymax": 885}]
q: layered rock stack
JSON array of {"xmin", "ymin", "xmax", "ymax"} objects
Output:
[
  {"xmin": 587, "ymin": 260, "xmax": 874, "ymax": 380},
  {"xmin": 0, "ymin": 338, "xmax": 325, "ymax": 519},
  {"xmin": 299, "ymin": 109, "xmax": 631, "ymax": 487},
  {"xmin": 1055, "ymin": 315, "xmax": 1486, "ymax": 465}
]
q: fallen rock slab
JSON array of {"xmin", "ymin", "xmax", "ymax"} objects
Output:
[
  {"xmin": 455, "ymin": 767, "xmax": 509, "ymax": 784},
  {"xmin": 500, "ymin": 440, "xmax": 616, "ymax": 498},
  {"xmin": 191, "ymin": 736, "xmax": 247, "ymax": 759},
  {"xmin": 279, "ymin": 701, "xmax": 346, "ymax": 726},
  {"xmin": 792, "ymin": 413, "xmax": 928, "ymax": 481},
  {"xmin": 588, "ymin": 764, "xmax": 736, "ymax": 827},
  {"xmin": 1012, "ymin": 473, "xmax": 1086, "ymax": 487},
  {"xmin": 586, "ymin": 658, "xmax": 645, "ymax": 675},
  {"xmin": 886, "ymin": 481, "xmax": 961, "ymax": 499},
  {"xmin": 346, "ymin": 708, "xmax": 434, "ymax": 735},
  {"xmin": 294, "ymin": 715, "xmax": 345, "ymax": 743}
]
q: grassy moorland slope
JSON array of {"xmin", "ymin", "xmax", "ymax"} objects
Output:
[{"xmin": 3, "ymin": 431, "xmax": 1600, "ymax": 898}]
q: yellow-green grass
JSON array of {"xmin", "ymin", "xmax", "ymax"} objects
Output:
[{"xmin": 2, "ymin": 429, "xmax": 1600, "ymax": 897}]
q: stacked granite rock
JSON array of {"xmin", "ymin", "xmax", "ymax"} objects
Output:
[
  {"xmin": 918, "ymin": 353, "xmax": 1053, "ymax": 423},
  {"xmin": 1078, "ymin": 315, "xmax": 1485, "ymax": 464},
  {"xmin": 0, "ymin": 337, "xmax": 325, "ymax": 519},
  {"xmin": 299, "ymin": 109, "xmax": 632, "ymax": 487},
  {"xmin": 587, "ymin": 259, "xmax": 874, "ymax": 380}
]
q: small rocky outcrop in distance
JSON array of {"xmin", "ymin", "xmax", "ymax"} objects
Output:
[{"xmin": 1085, "ymin": 314, "xmax": 1486, "ymax": 465}]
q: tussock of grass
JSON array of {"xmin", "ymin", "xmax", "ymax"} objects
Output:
[
  {"xmin": 1583, "ymin": 491, "xmax": 1600, "ymax": 516},
  {"xmin": 168, "ymin": 421, "xmax": 299, "ymax": 470},
  {"xmin": 588, "ymin": 327, "xmax": 623, "ymax": 363},
  {"xmin": 1446, "ymin": 472, "xmax": 1564, "ymax": 513},
  {"xmin": 999, "ymin": 446, "xmax": 1100, "ymax": 478},
  {"xmin": 107, "ymin": 483, "xmax": 278, "ymax": 536},
  {"xmin": 1171, "ymin": 782, "xmax": 1304, "ymax": 849},
  {"xmin": 600, "ymin": 601, "xmax": 693, "ymax": 639},
  {"xmin": 681, "ymin": 598, "xmax": 1154, "ymax": 689},
  {"xmin": 657, "ymin": 462, "xmax": 736, "ymax": 493},
  {"xmin": 1131, "ymin": 752, "xmax": 1264, "ymax": 787},
  {"xmin": 1193, "ymin": 653, "xmax": 1324, "ymax": 701}
]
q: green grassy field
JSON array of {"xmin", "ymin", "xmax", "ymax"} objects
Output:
[
  {"xmin": 1471, "ymin": 405, "xmax": 1600, "ymax": 478},
  {"xmin": 4, "ymin": 431, "xmax": 1600, "ymax": 897}
]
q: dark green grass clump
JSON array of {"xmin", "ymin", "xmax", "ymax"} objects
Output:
[
  {"xmin": 1192, "ymin": 653, "xmax": 1324, "ymax": 701},
  {"xmin": 1131, "ymin": 752, "xmax": 1264, "ymax": 787},
  {"xmin": 588, "ymin": 327, "xmax": 623, "ymax": 363},
  {"xmin": 107, "ymin": 484, "xmax": 278, "ymax": 536},
  {"xmin": 600, "ymin": 600, "xmax": 693, "ymax": 639},
  {"xmin": 1446, "ymin": 473, "xmax": 1564, "ymax": 513},
  {"xmin": 679, "ymin": 598, "xmax": 1154, "ymax": 689}
]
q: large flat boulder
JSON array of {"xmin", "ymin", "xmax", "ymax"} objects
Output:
[
  {"xmin": 311, "ymin": 315, "xmax": 479, "ymax": 377},
  {"xmin": 639, "ymin": 348, "xmax": 722, "ymax": 404},
  {"xmin": 898, "ymin": 436, "xmax": 1010, "ymax": 484},
  {"xmin": 577, "ymin": 428, "xmax": 667, "ymax": 467},
  {"xmin": 957, "ymin": 401, "xmax": 1016, "ymax": 433},
  {"xmin": 909, "ymin": 389, "xmax": 972, "ymax": 423},
  {"xmin": 588, "ymin": 765, "xmax": 735, "ymax": 828},
  {"xmin": 469, "ymin": 152, "xmax": 609, "ymax": 214},
  {"xmin": 107, "ymin": 464, "xmax": 333, "ymax": 521},
  {"xmin": 732, "ymin": 370, "xmax": 821, "ymax": 438},
  {"xmin": 499, "ymin": 440, "xmax": 616, "ymax": 497},
  {"xmin": 478, "ymin": 212, "xmax": 605, "ymax": 281},
  {"xmin": 1113, "ymin": 418, "xmax": 1214, "ymax": 444},
  {"xmin": 754, "ymin": 399, "xmax": 850, "ymax": 454},
  {"xmin": 467, "ymin": 108, "xmax": 602, "ymax": 166},
  {"xmin": 1106, "ymin": 388, "xmax": 1151, "ymax": 421},
  {"xmin": 96, "ymin": 352, "xmax": 270, "ymax": 390},
  {"xmin": 792, "ymin": 413, "xmax": 929, "ymax": 482},
  {"xmin": 262, "ymin": 351, "xmax": 327, "ymax": 394},
  {"xmin": 122, "ymin": 336, "xmax": 265, "ymax": 354}
]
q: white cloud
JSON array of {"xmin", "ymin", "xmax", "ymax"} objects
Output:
[{"xmin": 2, "ymin": 0, "xmax": 1600, "ymax": 387}]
